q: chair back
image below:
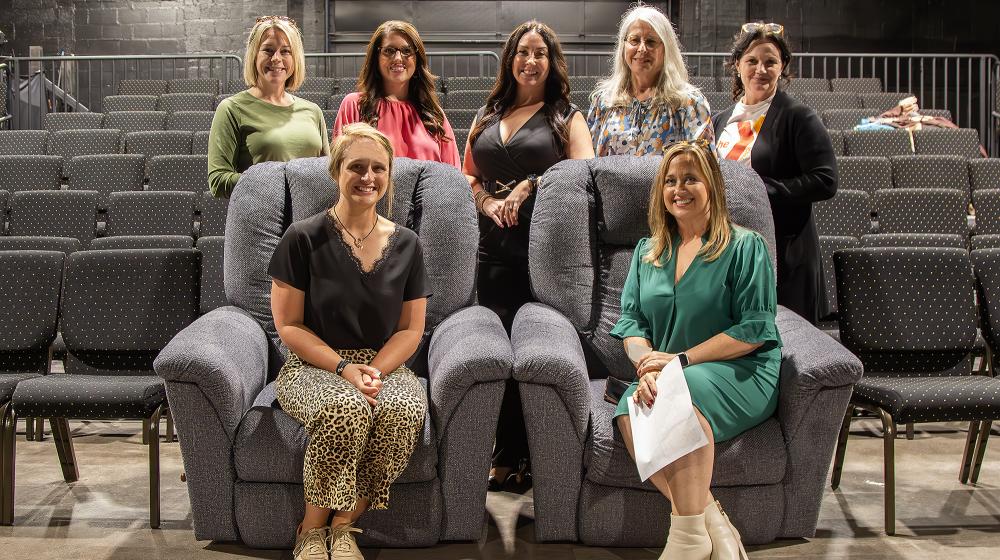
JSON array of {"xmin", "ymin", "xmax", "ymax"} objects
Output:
[
  {"xmin": 0, "ymin": 250, "xmax": 64, "ymax": 374},
  {"xmin": 529, "ymin": 156, "xmax": 775, "ymax": 380}
]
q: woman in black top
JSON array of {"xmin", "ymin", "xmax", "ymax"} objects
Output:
[
  {"xmin": 462, "ymin": 20, "xmax": 594, "ymax": 489},
  {"xmin": 712, "ymin": 24, "xmax": 837, "ymax": 324},
  {"xmin": 268, "ymin": 122, "xmax": 431, "ymax": 560}
]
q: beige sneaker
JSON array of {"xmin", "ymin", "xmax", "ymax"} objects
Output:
[
  {"xmin": 293, "ymin": 526, "xmax": 330, "ymax": 560},
  {"xmin": 328, "ymin": 523, "xmax": 364, "ymax": 560}
]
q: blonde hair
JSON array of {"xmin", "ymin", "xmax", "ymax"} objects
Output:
[
  {"xmin": 644, "ymin": 141, "xmax": 731, "ymax": 266},
  {"xmin": 328, "ymin": 123, "xmax": 396, "ymax": 218},
  {"xmin": 593, "ymin": 5, "xmax": 695, "ymax": 109},
  {"xmin": 243, "ymin": 17, "xmax": 306, "ymax": 91}
]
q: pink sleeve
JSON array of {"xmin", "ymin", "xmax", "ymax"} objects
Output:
[
  {"xmin": 440, "ymin": 116, "xmax": 462, "ymax": 169},
  {"xmin": 332, "ymin": 93, "xmax": 362, "ymax": 141}
]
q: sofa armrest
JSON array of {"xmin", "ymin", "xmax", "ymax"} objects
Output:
[
  {"xmin": 427, "ymin": 305, "xmax": 512, "ymax": 435},
  {"xmin": 775, "ymin": 307, "xmax": 863, "ymax": 444},
  {"xmin": 511, "ymin": 302, "xmax": 592, "ymax": 442},
  {"xmin": 154, "ymin": 305, "xmax": 270, "ymax": 440}
]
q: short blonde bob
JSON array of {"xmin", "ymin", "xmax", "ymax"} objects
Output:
[
  {"xmin": 644, "ymin": 141, "xmax": 732, "ymax": 266},
  {"xmin": 328, "ymin": 122, "xmax": 396, "ymax": 218},
  {"xmin": 243, "ymin": 17, "xmax": 306, "ymax": 91}
]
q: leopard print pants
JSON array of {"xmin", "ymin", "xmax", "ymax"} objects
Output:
[{"xmin": 275, "ymin": 349, "xmax": 427, "ymax": 511}]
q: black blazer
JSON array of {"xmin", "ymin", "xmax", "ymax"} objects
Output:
[{"xmin": 712, "ymin": 89, "xmax": 838, "ymax": 323}]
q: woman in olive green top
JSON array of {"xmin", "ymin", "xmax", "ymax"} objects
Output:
[
  {"xmin": 209, "ymin": 16, "xmax": 330, "ymax": 198},
  {"xmin": 611, "ymin": 140, "xmax": 780, "ymax": 560}
]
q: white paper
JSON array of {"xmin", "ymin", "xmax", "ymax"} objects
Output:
[
  {"xmin": 626, "ymin": 342, "xmax": 652, "ymax": 364},
  {"xmin": 626, "ymin": 357, "xmax": 710, "ymax": 481}
]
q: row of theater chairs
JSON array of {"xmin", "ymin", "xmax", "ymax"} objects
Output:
[
  {"xmin": 45, "ymin": 109, "xmax": 214, "ymax": 133},
  {"xmin": 825, "ymin": 128, "xmax": 982, "ymax": 159},
  {"xmin": 0, "ymin": 189, "xmax": 229, "ymax": 241},
  {"xmin": 0, "ymin": 130, "xmax": 211, "ymax": 176},
  {"xmin": 1, "ymin": 154, "xmax": 209, "ymax": 197},
  {"xmin": 0, "ymin": 246, "xmax": 218, "ymax": 526}
]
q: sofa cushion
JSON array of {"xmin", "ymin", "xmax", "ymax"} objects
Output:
[
  {"xmin": 233, "ymin": 377, "xmax": 438, "ymax": 484},
  {"xmin": 583, "ymin": 380, "xmax": 786, "ymax": 489}
]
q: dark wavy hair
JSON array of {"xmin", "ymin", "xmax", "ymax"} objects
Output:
[
  {"xmin": 357, "ymin": 21, "xmax": 450, "ymax": 143},
  {"xmin": 469, "ymin": 20, "xmax": 572, "ymax": 154},
  {"xmin": 725, "ymin": 24, "xmax": 793, "ymax": 101}
]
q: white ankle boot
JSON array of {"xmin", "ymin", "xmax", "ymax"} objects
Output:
[
  {"xmin": 659, "ymin": 511, "xmax": 713, "ymax": 560},
  {"xmin": 704, "ymin": 500, "xmax": 749, "ymax": 560}
]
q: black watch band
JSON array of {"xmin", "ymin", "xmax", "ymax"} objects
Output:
[
  {"xmin": 677, "ymin": 352, "xmax": 690, "ymax": 368},
  {"xmin": 335, "ymin": 358, "xmax": 350, "ymax": 376},
  {"xmin": 527, "ymin": 174, "xmax": 539, "ymax": 192}
]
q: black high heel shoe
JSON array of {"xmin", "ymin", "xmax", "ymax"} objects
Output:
[{"xmin": 502, "ymin": 457, "xmax": 532, "ymax": 493}]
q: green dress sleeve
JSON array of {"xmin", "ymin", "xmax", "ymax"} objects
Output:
[
  {"xmin": 317, "ymin": 105, "xmax": 331, "ymax": 156},
  {"xmin": 610, "ymin": 239, "xmax": 654, "ymax": 341},
  {"xmin": 723, "ymin": 230, "xmax": 782, "ymax": 350},
  {"xmin": 208, "ymin": 99, "xmax": 242, "ymax": 198}
]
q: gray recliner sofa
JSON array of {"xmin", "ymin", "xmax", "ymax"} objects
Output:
[
  {"xmin": 512, "ymin": 156, "xmax": 864, "ymax": 545},
  {"xmin": 154, "ymin": 157, "xmax": 512, "ymax": 547}
]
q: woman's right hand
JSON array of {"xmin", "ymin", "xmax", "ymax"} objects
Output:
[
  {"xmin": 481, "ymin": 196, "xmax": 506, "ymax": 228},
  {"xmin": 341, "ymin": 363, "xmax": 383, "ymax": 406}
]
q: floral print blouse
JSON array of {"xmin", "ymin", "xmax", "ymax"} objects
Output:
[{"xmin": 587, "ymin": 90, "xmax": 714, "ymax": 156}]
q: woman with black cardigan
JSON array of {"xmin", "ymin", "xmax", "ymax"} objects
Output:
[{"xmin": 712, "ymin": 23, "xmax": 838, "ymax": 325}]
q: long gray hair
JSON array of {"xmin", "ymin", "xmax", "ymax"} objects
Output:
[{"xmin": 592, "ymin": 5, "xmax": 695, "ymax": 109}]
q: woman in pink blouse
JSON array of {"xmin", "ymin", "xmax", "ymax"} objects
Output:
[{"xmin": 333, "ymin": 20, "xmax": 461, "ymax": 168}]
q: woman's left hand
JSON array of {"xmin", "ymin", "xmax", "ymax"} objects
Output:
[
  {"xmin": 636, "ymin": 351, "xmax": 677, "ymax": 376},
  {"xmin": 501, "ymin": 180, "xmax": 533, "ymax": 227},
  {"xmin": 634, "ymin": 370, "xmax": 659, "ymax": 407}
]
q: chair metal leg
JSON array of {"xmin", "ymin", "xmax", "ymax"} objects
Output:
[
  {"xmin": 49, "ymin": 418, "xmax": 78, "ymax": 483},
  {"xmin": 971, "ymin": 420, "xmax": 992, "ymax": 484},
  {"xmin": 34, "ymin": 418, "xmax": 45, "ymax": 442},
  {"xmin": 960, "ymin": 420, "xmax": 982, "ymax": 484},
  {"xmin": 831, "ymin": 405, "xmax": 854, "ymax": 490},
  {"xmin": 1, "ymin": 403, "xmax": 16, "ymax": 525},
  {"xmin": 877, "ymin": 408, "xmax": 897, "ymax": 536},
  {"xmin": 24, "ymin": 417, "xmax": 34, "ymax": 441},
  {"xmin": 905, "ymin": 422, "xmax": 914, "ymax": 440},
  {"xmin": 148, "ymin": 406, "xmax": 163, "ymax": 529},
  {"xmin": 142, "ymin": 419, "xmax": 149, "ymax": 445},
  {"xmin": 164, "ymin": 410, "xmax": 174, "ymax": 443}
]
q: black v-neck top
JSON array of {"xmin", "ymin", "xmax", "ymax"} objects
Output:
[{"xmin": 268, "ymin": 211, "xmax": 432, "ymax": 351}]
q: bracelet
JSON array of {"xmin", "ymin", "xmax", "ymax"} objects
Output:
[
  {"xmin": 474, "ymin": 189, "xmax": 492, "ymax": 213},
  {"xmin": 335, "ymin": 358, "xmax": 350, "ymax": 376}
]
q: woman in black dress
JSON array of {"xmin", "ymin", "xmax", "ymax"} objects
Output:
[
  {"xmin": 462, "ymin": 20, "xmax": 594, "ymax": 488},
  {"xmin": 269, "ymin": 122, "xmax": 431, "ymax": 560},
  {"xmin": 712, "ymin": 23, "xmax": 837, "ymax": 324}
]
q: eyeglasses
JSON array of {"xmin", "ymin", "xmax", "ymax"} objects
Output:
[
  {"xmin": 625, "ymin": 35, "xmax": 662, "ymax": 50},
  {"xmin": 741, "ymin": 22, "xmax": 784, "ymax": 36},
  {"xmin": 674, "ymin": 138, "xmax": 712, "ymax": 150},
  {"xmin": 256, "ymin": 15, "xmax": 298, "ymax": 28},
  {"xmin": 379, "ymin": 46, "xmax": 415, "ymax": 59}
]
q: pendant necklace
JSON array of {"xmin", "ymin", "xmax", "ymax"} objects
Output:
[{"xmin": 332, "ymin": 207, "xmax": 378, "ymax": 249}]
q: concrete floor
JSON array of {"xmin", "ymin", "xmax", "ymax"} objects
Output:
[{"xmin": 0, "ymin": 419, "xmax": 998, "ymax": 559}]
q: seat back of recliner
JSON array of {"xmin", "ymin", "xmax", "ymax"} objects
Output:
[
  {"xmin": 530, "ymin": 155, "xmax": 776, "ymax": 381},
  {"xmin": 225, "ymin": 156, "xmax": 478, "ymax": 376}
]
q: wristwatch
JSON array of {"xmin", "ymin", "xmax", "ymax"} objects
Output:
[
  {"xmin": 335, "ymin": 358, "xmax": 350, "ymax": 376},
  {"xmin": 677, "ymin": 352, "xmax": 690, "ymax": 368},
  {"xmin": 526, "ymin": 174, "xmax": 539, "ymax": 193}
]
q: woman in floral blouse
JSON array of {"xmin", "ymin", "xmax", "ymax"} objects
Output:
[{"xmin": 587, "ymin": 5, "xmax": 713, "ymax": 156}]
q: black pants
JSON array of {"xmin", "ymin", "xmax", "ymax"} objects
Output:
[{"xmin": 478, "ymin": 258, "xmax": 531, "ymax": 468}]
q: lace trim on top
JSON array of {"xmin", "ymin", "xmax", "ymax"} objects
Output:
[{"xmin": 325, "ymin": 211, "xmax": 400, "ymax": 275}]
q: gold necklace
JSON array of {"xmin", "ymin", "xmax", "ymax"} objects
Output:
[{"xmin": 331, "ymin": 207, "xmax": 378, "ymax": 249}]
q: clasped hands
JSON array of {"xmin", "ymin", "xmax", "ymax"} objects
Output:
[
  {"xmin": 632, "ymin": 351, "xmax": 676, "ymax": 408},
  {"xmin": 341, "ymin": 363, "xmax": 384, "ymax": 406},
  {"xmin": 481, "ymin": 179, "xmax": 533, "ymax": 228}
]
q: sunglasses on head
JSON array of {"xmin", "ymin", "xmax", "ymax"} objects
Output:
[
  {"xmin": 256, "ymin": 15, "xmax": 298, "ymax": 28},
  {"xmin": 741, "ymin": 22, "xmax": 784, "ymax": 36}
]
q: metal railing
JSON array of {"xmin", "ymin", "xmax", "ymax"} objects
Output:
[
  {"xmin": 3, "ymin": 54, "xmax": 242, "ymax": 129},
  {"xmin": 304, "ymin": 51, "xmax": 501, "ymax": 81},
  {"xmin": 566, "ymin": 50, "xmax": 1000, "ymax": 155}
]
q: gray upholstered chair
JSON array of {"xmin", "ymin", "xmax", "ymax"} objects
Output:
[
  {"xmin": 511, "ymin": 156, "xmax": 863, "ymax": 546},
  {"xmin": 153, "ymin": 157, "xmax": 512, "ymax": 548}
]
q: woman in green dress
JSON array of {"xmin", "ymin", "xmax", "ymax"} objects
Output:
[{"xmin": 611, "ymin": 140, "xmax": 781, "ymax": 560}]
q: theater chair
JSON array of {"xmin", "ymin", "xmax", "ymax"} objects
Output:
[
  {"xmin": 511, "ymin": 156, "xmax": 864, "ymax": 546},
  {"xmin": 154, "ymin": 157, "xmax": 512, "ymax": 548}
]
